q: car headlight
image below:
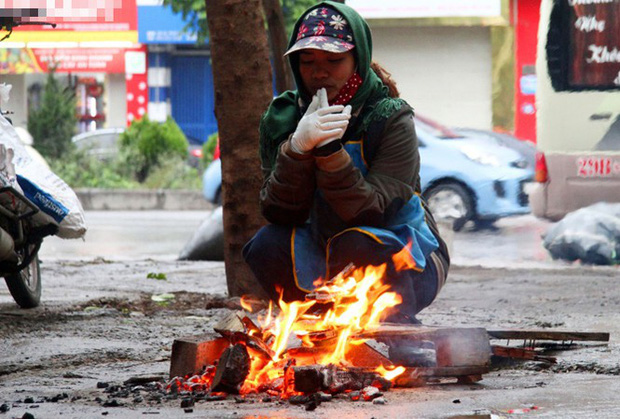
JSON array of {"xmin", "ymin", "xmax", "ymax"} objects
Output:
[{"xmin": 459, "ymin": 145, "xmax": 501, "ymax": 167}]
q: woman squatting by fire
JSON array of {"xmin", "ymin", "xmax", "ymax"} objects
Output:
[{"xmin": 243, "ymin": 1, "xmax": 451, "ymax": 364}]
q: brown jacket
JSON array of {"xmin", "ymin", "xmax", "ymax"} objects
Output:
[
  {"xmin": 261, "ymin": 105, "xmax": 413, "ymax": 224},
  {"xmin": 260, "ymin": 104, "xmax": 450, "ymax": 267}
]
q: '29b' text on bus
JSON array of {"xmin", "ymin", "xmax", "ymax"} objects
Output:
[{"xmin": 528, "ymin": 0, "xmax": 620, "ymax": 220}]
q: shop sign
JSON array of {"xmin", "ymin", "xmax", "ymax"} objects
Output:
[
  {"xmin": 6, "ymin": 0, "xmax": 137, "ymax": 42},
  {"xmin": 0, "ymin": 47, "xmax": 144, "ymax": 74},
  {"xmin": 8, "ymin": 0, "xmax": 137, "ymax": 31},
  {"xmin": 347, "ymin": 0, "xmax": 502, "ymax": 18},
  {"xmin": 137, "ymin": 1, "xmax": 199, "ymax": 44}
]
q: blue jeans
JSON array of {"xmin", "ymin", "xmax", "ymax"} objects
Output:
[{"xmin": 243, "ymin": 224, "xmax": 447, "ymax": 323}]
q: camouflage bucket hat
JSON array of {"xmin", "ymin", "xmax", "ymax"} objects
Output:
[{"xmin": 284, "ymin": 6, "xmax": 355, "ymax": 56}]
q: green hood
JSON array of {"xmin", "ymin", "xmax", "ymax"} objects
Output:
[
  {"xmin": 259, "ymin": 1, "xmax": 407, "ymax": 170},
  {"xmin": 287, "ymin": 1, "xmax": 375, "ymax": 108}
]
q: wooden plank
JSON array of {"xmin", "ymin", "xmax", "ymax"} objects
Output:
[
  {"xmin": 213, "ymin": 311, "xmax": 246, "ymax": 336},
  {"xmin": 169, "ymin": 335, "xmax": 229, "ymax": 379},
  {"xmin": 487, "ymin": 329, "xmax": 610, "ymax": 342},
  {"xmin": 353, "ymin": 323, "xmax": 445, "ymax": 339},
  {"xmin": 491, "ymin": 345, "xmax": 557, "ymax": 363},
  {"xmin": 355, "ymin": 325, "xmax": 491, "ymax": 369},
  {"xmin": 346, "ymin": 342, "xmax": 393, "ymax": 368},
  {"xmin": 394, "ymin": 366, "xmax": 489, "ymax": 387}
]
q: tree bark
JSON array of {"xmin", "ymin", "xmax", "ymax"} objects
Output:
[
  {"xmin": 262, "ymin": 0, "xmax": 294, "ymax": 93},
  {"xmin": 205, "ymin": 0, "xmax": 272, "ymax": 298}
]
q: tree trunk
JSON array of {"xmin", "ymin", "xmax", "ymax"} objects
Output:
[
  {"xmin": 205, "ymin": 0, "xmax": 272, "ymax": 298},
  {"xmin": 262, "ymin": 0, "xmax": 294, "ymax": 93}
]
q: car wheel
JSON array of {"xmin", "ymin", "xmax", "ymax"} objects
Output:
[
  {"xmin": 473, "ymin": 217, "xmax": 499, "ymax": 231},
  {"xmin": 424, "ymin": 182, "xmax": 474, "ymax": 232}
]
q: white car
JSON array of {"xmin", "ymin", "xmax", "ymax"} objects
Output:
[{"xmin": 71, "ymin": 127, "xmax": 125, "ymax": 160}]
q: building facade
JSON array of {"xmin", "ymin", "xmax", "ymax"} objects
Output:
[{"xmin": 2, "ymin": 0, "xmax": 147, "ymax": 132}]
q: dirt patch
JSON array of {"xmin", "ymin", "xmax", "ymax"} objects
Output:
[{"xmin": 78, "ymin": 292, "xmax": 243, "ymax": 316}]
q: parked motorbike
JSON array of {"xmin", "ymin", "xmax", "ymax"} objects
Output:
[
  {"xmin": 0, "ymin": 112, "xmax": 58, "ymax": 308},
  {"xmin": 0, "ymin": 179, "xmax": 57, "ymax": 308},
  {"xmin": 1, "ymin": 16, "xmax": 60, "ymax": 308}
]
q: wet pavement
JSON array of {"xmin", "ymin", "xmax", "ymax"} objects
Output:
[
  {"xmin": 2, "ymin": 210, "xmax": 619, "ymax": 418},
  {"xmin": 38, "ymin": 210, "xmax": 557, "ymax": 268}
]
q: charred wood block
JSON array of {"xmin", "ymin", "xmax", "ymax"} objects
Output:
[
  {"xmin": 292, "ymin": 364, "xmax": 388, "ymax": 394},
  {"xmin": 328, "ymin": 366, "xmax": 389, "ymax": 393},
  {"xmin": 289, "ymin": 395, "xmax": 310, "ymax": 405},
  {"xmin": 230, "ymin": 331, "xmax": 274, "ymax": 360},
  {"xmin": 169, "ymin": 336, "xmax": 229, "ymax": 379},
  {"xmin": 211, "ymin": 343, "xmax": 250, "ymax": 394},
  {"xmin": 293, "ymin": 366, "xmax": 324, "ymax": 394}
]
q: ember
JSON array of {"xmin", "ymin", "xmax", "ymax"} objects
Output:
[{"xmin": 168, "ymin": 262, "xmax": 408, "ymax": 399}]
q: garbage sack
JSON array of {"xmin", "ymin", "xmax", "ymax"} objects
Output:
[
  {"xmin": 0, "ymin": 113, "xmax": 87, "ymax": 239},
  {"xmin": 542, "ymin": 202, "xmax": 620, "ymax": 265},
  {"xmin": 178, "ymin": 206, "xmax": 224, "ymax": 261}
]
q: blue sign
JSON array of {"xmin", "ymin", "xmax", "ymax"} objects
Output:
[{"xmin": 138, "ymin": 4, "xmax": 199, "ymax": 44}]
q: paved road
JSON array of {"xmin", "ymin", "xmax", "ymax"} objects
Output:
[
  {"xmin": 39, "ymin": 211, "xmax": 559, "ymax": 268},
  {"xmin": 38, "ymin": 210, "xmax": 209, "ymax": 262}
]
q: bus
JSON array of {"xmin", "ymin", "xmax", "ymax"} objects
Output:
[{"xmin": 528, "ymin": 0, "xmax": 620, "ymax": 220}]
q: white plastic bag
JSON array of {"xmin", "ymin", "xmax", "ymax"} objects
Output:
[{"xmin": 0, "ymin": 113, "xmax": 87, "ymax": 239}]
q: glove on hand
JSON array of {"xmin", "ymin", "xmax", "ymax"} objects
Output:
[{"xmin": 290, "ymin": 88, "xmax": 352, "ymax": 154}]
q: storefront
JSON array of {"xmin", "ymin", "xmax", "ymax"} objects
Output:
[
  {"xmin": 138, "ymin": 0, "xmax": 217, "ymax": 143},
  {"xmin": 348, "ymin": 0, "xmax": 510, "ymax": 130},
  {"xmin": 1, "ymin": 0, "xmax": 147, "ymax": 132}
]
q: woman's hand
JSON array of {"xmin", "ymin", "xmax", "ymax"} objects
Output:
[{"xmin": 290, "ymin": 88, "xmax": 352, "ymax": 154}]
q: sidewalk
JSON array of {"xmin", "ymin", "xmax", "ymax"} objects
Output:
[{"xmin": 75, "ymin": 188, "xmax": 212, "ymax": 211}]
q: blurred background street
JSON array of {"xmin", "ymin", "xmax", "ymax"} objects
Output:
[{"xmin": 38, "ymin": 210, "xmax": 557, "ymax": 269}]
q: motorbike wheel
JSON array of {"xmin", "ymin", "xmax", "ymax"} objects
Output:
[{"xmin": 4, "ymin": 249, "xmax": 41, "ymax": 309}]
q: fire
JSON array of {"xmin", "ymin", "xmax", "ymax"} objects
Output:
[
  {"xmin": 170, "ymin": 249, "xmax": 419, "ymax": 397},
  {"xmin": 238, "ymin": 263, "xmax": 403, "ymax": 394},
  {"xmin": 240, "ymin": 295, "xmax": 254, "ymax": 312},
  {"xmin": 375, "ymin": 365, "xmax": 406, "ymax": 381},
  {"xmin": 392, "ymin": 240, "xmax": 416, "ymax": 272}
]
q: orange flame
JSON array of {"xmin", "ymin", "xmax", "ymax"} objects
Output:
[
  {"xmin": 235, "ymin": 262, "xmax": 408, "ymax": 394},
  {"xmin": 392, "ymin": 240, "xmax": 416, "ymax": 272},
  {"xmin": 240, "ymin": 295, "xmax": 254, "ymax": 312},
  {"xmin": 375, "ymin": 364, "xmax": 406, "ymax": 380}
]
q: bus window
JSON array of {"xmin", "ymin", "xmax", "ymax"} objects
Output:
[{"xmin": 546, "ymin": 0, "xmax": 620, "ymax": 91}]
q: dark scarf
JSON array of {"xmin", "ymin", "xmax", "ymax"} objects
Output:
[{"xmin": 259, "ymin": 1, "xmax": 408, "ymax": 170}]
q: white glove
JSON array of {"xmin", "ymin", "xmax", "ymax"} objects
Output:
[{"xmin": 290, "ymin": 88, "xmax": 352, "ymax": 154}]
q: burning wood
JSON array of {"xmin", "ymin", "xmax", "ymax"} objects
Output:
[
  {"xmin": 167, "ymin": 263, "xmax": 499, "ymax": 404},
  {"xmin": 211, "ymin": 344, "xmax": 251, "ymax": 393},
  {"xmin": 168, "ymin": 263, "xmax": 412, "ymax": 399},
  {"xmin": 292, "ymin": 364, "xmax": 392, "ymax": 394}
]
